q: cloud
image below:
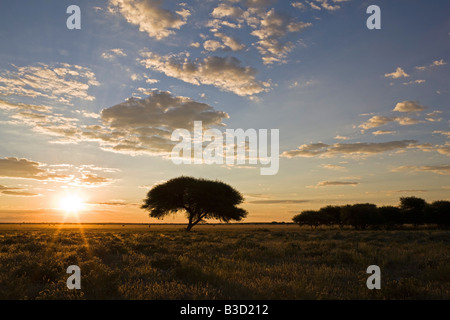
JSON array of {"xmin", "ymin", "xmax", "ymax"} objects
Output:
[
  {"xmin": 314, "ymin": 0, "xmax": 341, "ymax": 11},
  {"xmin": 320, "ymin": 164, "xmax": 346, "ymax": 171},
  {"xmin": 403, "ymin": 79, "xmax": 425, "ymax": 86},
  {"xmin": 334, "ymin": 135, "xmax": 350, "ymax": 140},
  {"xmin": 359, "ymin": 115, "xmax": 421, "ymax": 130},
  {"xmin": 0, "ymin": 63, "xmax": 99, "ymax": 104},
  {"xmin": 4, "ymin": 104, "xmax": 82, "ymax": 144},
  {"xmin": 101, "ymin": 48, "xmax": 127, "ymax": 60},
  {"xmin": 139, "ymin": 52, "xmax": 268, "ymax": 96},
  {"xmin": 372, "ymin": 130, "xmax": 396, "ymax": 136},
  {"xmin": 203, "ymin": 39, "xmax": 225, "ymax": 51},
  {"xmin": 108, "ymin": 0, "xmax": 190, "ymax": 40},
  {"xmin": 214, "ymin": 32, "xmax": 245, "ymax": 51},
  {"xmin": 436, "ymin": 144, "xmax": 450, "ymax": 156},
  {"xmin": 211, "ymin": 3, "xmax": 245, "ymax": 18},
  {"xmin": 393, "ymin": 101, "xmax": 426, "ymax": 113},
  {"xmin": 83, "ymin": 91, "xmax": 230, "ymax": 155},
  {"xmin": 289, "ymin": 79, "xmax": 316, "ymax": 89},
  {"xmin": 416, "ymin": 59, "xmax": 447, "ymax": 71},
  {"xmin": 249, "ymin": 8, "xmax": 312, "ymax": 64},
  {"xmin": 291, "ymin": 2, "xmax": 306, "ymax": 10},
  {"xmin": 248, "ymin": 199, "xmax": 310, "ymax": 204},
  {"xmin": 0, "ymin": 99, "xmax": 52, "ymax": 113},
  {"xmin": 0, "ymin": 157, "xmax": 69, "ymax": 181},
  {"xmin": 384, "ymin": 67, "xmax": 409, "ymax": 79},
  {"xmin": 393, "ymin": 165, "xmax": 450, "ymax": 175},
  {"xmin": 426, "ymin": 111, "xmax": 443, "ymax": 122},
  {"xmin": 433, "ymin": 130, "xmax": 450, "ymax": 137},
  {"xmin": 281, "ymin": 140, "xmax": 418, "ymax": 158},
  {"xmin": 0, "ymin": 157, "xmax": 116, "ymax": 187},
  {"xmin": 0, "ymin": 184, "xmax": 39, "ymax": 197},
  {"xmin": 316, "ymin": 181, "xmax": 359, "ymax": 187}
]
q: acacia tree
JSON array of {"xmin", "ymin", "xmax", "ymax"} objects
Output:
[{"xmin": 141, "ymin": 176, "xmax": 248, "ymax": 231}]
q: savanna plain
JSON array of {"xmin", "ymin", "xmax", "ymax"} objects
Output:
[{"xmin": 0, "ymin": 223, "xmax": 449, "ymax": 300}]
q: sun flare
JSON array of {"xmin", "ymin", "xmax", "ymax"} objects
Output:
[{"xmin": 59, "ymin": 195, "xmax": 84, "ymax": 214}]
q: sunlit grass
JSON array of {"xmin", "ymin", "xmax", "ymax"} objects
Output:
[{"xmin": 0, "ymin": 224, "xmax": 449, "ymax": 299}]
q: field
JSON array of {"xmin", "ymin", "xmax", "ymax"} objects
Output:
[{"xmin": 0, "ymin": 223, "xmax": 449, "ymax": 300}]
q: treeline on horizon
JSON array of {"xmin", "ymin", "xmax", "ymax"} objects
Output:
[{"xmin": 292, "ymin": 197, "xmax": 450, "ymax": 230}]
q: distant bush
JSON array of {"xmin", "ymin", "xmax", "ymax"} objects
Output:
[
  {"xmin": 340, "ymin": 203, "xmax": 378, "ymax": 230},
  {"xmin": 426, "ymin": 201, "xmax": 450, "ymax": 227},
  {"xmin": 292, "ymin": 197, "xmax": 450, "ymax": 230}
]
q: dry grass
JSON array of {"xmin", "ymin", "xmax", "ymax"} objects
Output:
[{"xmin": 0, "ymin": 223, "xmax": 449, "ymax": 300}]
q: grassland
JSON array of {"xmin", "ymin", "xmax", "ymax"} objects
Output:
[{"xmin": 0, "ymin": 223, "xmax": 449, "ymax": 300}]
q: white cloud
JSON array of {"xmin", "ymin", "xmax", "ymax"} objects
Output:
[
  {"xmin": 320, "ymin": 164, "xmax": 346, "ymax": 171},
  {"xmin": 372, "ymin": 130, "xmax": 396, "ymax": 136},
  {"xmin": 393, "ymin": 101, "xmax": 426, "ymax": 113},
  {"xmin": 101, "ymin": 48, "xmax": 127, "ymax": 60},
  {"xmin": 108, "ymin": 0, "xmax": 190, "ymax": 40},
  {"xmin": 403, "ymin": 79, "xmax": 425, "ymax": 86},
  {"xmin": 359, "ymin": 114, "xmax": 421, "ymax": 130},
  {"xmin": 384, "ymin": 67, "xmax": 409, "ymax": 79},
  {"xmin": 214, "ymin": 32, "xmax": 246, "ymax": 51},
  {"xmin": 249, "ymin": 8, "xmax": 312, "ymax": 64},
  {"xmin": 0, "ymin": 63, "xmax": 99, "ymax": 104},
  {"xmin": 316, "ymin": 180, "xmax": 359, "ymax": 187},
  {"xmin": 83, "ymin": 91, "xmax": 230, "ymax": 156},
  {"xmin": 281, "ymin": 140, "xmax": 418, "ymax": 158},
  {"xmin": 393, "ymin": 165, "xmax": 450, "ymax": 175},
  {"xmin": 0, "ymin": 184, "xmax": 39, "ymax": 197},
  {"xmin": 416, "ymin": 59, "xmax": 447, "ymax": 71},
  {"xmin": 139, "ymin": 51, "xmax": 268, "ymax": 96},
  {"xmin": 203, "ymin": 39, "xmax": 225, "ymax": 51}
]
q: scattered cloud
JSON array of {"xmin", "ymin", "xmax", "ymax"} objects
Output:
[
  {"xmin": 83, "ymin": 91, "xmax": 229, "ymax": 155},
  {"xmin": 334, "ymin": 135, "xmax": 350, "ymax": 140},
  {"xmin": 393, "ymin": 165, "xmax": 450, "ymax": 175},
  {"xmin": 320, "ymin": 164, "xmax": 346, "ymax": 171},
  {"xmin": 0, "ymin": 157, "xmax": 69, "ymax": 181},
  {"xmin": 433, "ymin": 130, "xmax": 450, "ymax": 137},
  {"xmin": 139, "ymin": 51, "xmax": 269, "ymax": 96},
  {"xmin": 289, "ymin": 79, "xmax": 316, "ymax": 89},
  {"xmin": 250, "ymin": 8, "xmax": 312, "ymax": 64},
  {"xmin": 0, "ymin": 184, "xmax": 39, "ymax": 197},
  {"xmin": 403, "ymin": 79, "xmax": 425, "ymax": 86},
  {"xmin": 248, "ymin": 199, "xmax": 310, "ymax": 204},
  {"xmin": 384, "ymin": 67, "xmax": 409, "ymax": 79},
  {"xmin": 372, "ymin": 130, "xmax": 396, "ymax": 136},
  {"xmin": 393, "ymin": 101, "xmax": 426, "ymax": 113},
  {"xmin": 101, "ymin": 48, "xmax": 127, "ymax": 60},
  {"xmin": 0, "ymin": 157, "xmax": 117, "ymax": 187},
  {"xmin": 108, "ymin": 0, "xmax": 190, "ymax": 40},
  {"xmin": 282, "ymin": 140, "xmax": 418, "ymax": 158},
  {"xmin": 316, "ymin": 181, "xmax": 359, "ymax": 187},
  {"xmin": 415, "ymin": 59, "xmax": 447, "ymax": 71},
  {"xmin": 359, "ymin": 115, "xmax": 421, "ymax": 130},
  {"xmin": 0, "ymin": 63, "xmax": 99, "ymax": 104}
]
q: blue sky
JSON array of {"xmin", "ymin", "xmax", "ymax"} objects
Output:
[{"xmin": 0, "ymin": 0, "xmax": 448, "ymax": 223}]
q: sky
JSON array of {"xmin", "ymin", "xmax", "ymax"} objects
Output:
[{"xmin": 0, "ymin": 0, "xmax": 449, "ymax": 223}]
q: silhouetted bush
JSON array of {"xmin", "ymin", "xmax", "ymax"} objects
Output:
[
  {"xmin": 400, "ymin": 197, "xmax": 427, "ymax": 226},
  {"xmin": 378, "ymin": 206, "xmax": 403, "ymax": 228},
  {"xmin": 425, "ymin": 201, "xmax": 450, "ymax": 226},
  {"xmin": 319, "ymin": 206, "xmax": 343, "ymax": 227},
  {"xmin": 292, "ymin": 210, "xmax": 321, "ymax": 229},
  {"xmin": 340, "ymin": 203, "xmax": 378, "ymax": 230},
  {"xmin": 292, "ymin": 197, "xmax": 450, "ymax": 230}
]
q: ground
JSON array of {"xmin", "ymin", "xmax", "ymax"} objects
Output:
[{"xmin": 0, "ymin": 223, "xmax": 449, "ymax": 299}]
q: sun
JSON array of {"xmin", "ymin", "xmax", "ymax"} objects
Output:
[{"xmin": 59, "ymin": 195, "xmax": 85, "ymax": 214}]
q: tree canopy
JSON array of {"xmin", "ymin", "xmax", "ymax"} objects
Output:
[
  {"xmin": 292, "ymin": 197, "xmax": 450, "ymax": 230},
  {"xmin": 141, "ymin": 176, "xmax": 247, "ymax": 231}
]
